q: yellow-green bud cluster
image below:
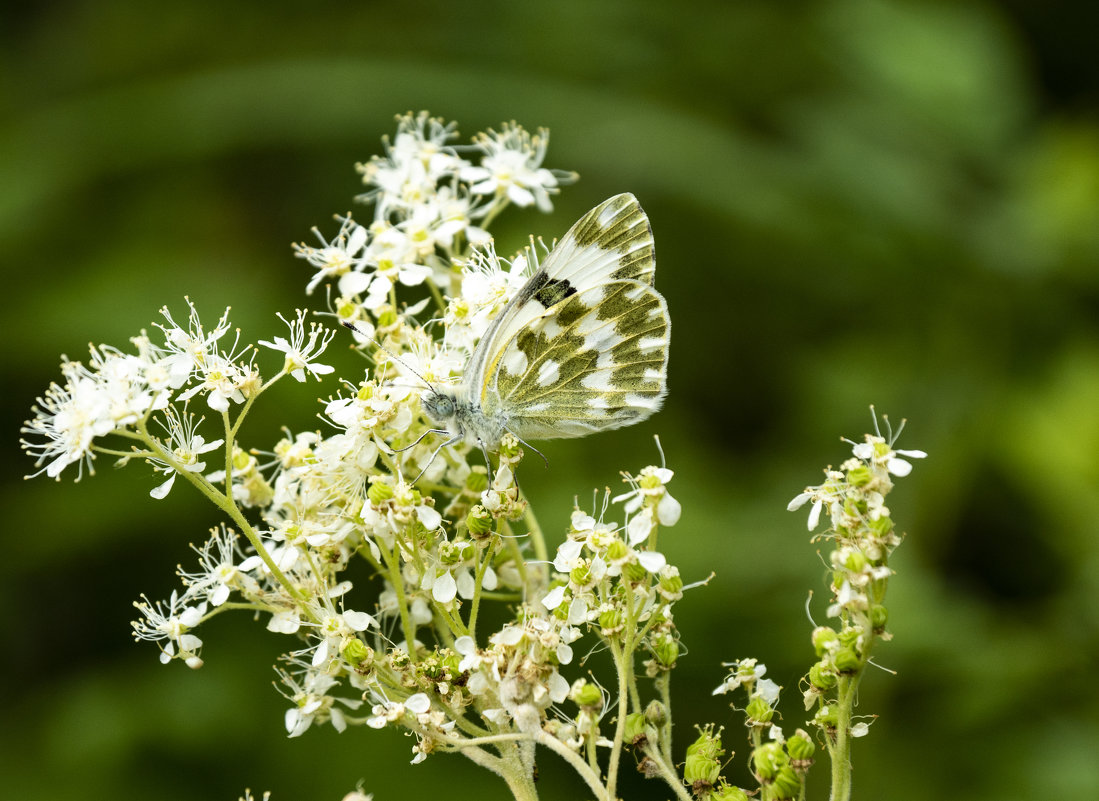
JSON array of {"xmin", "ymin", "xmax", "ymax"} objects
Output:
[
  {"xmin": 685, "ymin": 726, "xmax": 726, "ymax": 791},
  {"xmin": 751, "ymin": 742, "xmax": 802, "ymax": 800}
]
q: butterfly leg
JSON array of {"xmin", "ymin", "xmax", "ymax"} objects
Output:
[
  {"xmin": 410, "ymin": 433, "xmax": 464, "ymax": 485},
  {"xmin": 389, "ymin": 428, "xmax": 448, "ymax": 455}
]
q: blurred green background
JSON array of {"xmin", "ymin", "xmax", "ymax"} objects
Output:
[{"xmin": 4, "ymin": 0, "xmax": 1098, "ymax": 799}]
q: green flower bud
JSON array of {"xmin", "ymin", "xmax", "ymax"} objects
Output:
[
  {"xmin": 653, "ymin": 637, "xmax": 679, "ymax": 668},
  {"xmin": 644, "ymin": 700, "xmax": 668, "ymax": 727},
  {"xmin": 811, "ymin": 626, "xmax": 839, "ymax": 656},
  {"xmin": 787, "ymin": 730, "xmax": 816, "ymax": 761},
  {"xmin": 465, "ymin": 505, "xmax": 493, "ymax": 538},
  {"xmin": 572, "ymin": 682, "xmax": 603, "ymax": 708},
  {"xmin": 710, "ymin": 785, "xmax": 750, "ymax": 801},
  {"xmin": 745, "ymin": 696, "xmax": 774, "ymax": 724},
  {"xmin": 772, "ymin": 766, "xmax": 802, "ymax": 799},
  {"xmin": 840, "ymin": 548, "xmax": 867, "ymax": 573},
  {"xmin": 686, "ymin": 727, "xmax": 724, "ymax": 760},
  {"xmin": 838, "ymin": 626, "xmax": 861, "ymax": 648},
  {"xmin": 231, "ymin": 448, "xmax": 254, "ymax": 472},
  {"xmin": 808, "ymin": 663, "xmax": 837, "ymax": 690},
  {"xmin": 570, "ymin": 562, "xmax": 593, "ymax": 587},
  {"xmin": 869, "ymin": 515, "xmax": 893, "ymax": 537},
  {"xmin": 598, "ymin": 607, "xmax": 625, "ymax": 636},
  {"xmin": 870, "ymin": 604, "xmax": 888, "ymax": 629},
  {"xmin": 341, "ymin": 637, "xmax": 374, "ymax": 666},
  {"xmin": 464, "ymin": 470, "xmax": 489, "ymax": 493},
  {"xmin": 605, "ymin": 539, "xmax": 629, "ymax": 561},
  {"xmin": 658, "ymin": 569, "xmax": 683, "ymax": 598},
  {"xmin": 834, "ymin": 646, "xmax": 861, "ymax": 673},
  {"xmin": 684, "ymin": 752, "xmax": 721, "ymax": 786},
  {"xmin": 813, "ymin": 705, "xmax": 838, "ymax": 730},
  {"xmin": 367, "ymin": 480, "xmax": 394, "ymax": 505},
  {"xmin": 624, "ymin": 561, "xmax": 649, "ymax": 584},
  {"xmin": 751, "ymin": 743, "xmax": 784, "ymax": 780},
  {"xmin": 388, "ymin": 648, "xmax": 411, "ymax": 670},
  {"xmin": 499, "ymin": 435, "xmax": 523, "ymax": 461},
  {"xmin": 624, "ymin": 712, "xmax": 648, "ymax": 745},
  {"xmin": 846, "ymin": 465, "xmax": 872, "ymax": 487}
]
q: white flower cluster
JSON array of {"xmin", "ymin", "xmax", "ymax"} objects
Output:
[{"xmin": 20, "ymin": 303, "xmax": 331, "ymax": 483}]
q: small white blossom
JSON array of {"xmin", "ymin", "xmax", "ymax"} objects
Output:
[{"xmin": 259, "ymin": 310, "xmax": 336, "ymax": 382}]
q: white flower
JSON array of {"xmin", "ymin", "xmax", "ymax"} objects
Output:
[
  {"xmin": 147, "ymin": 407, "xmax": 224, "ymax": 499},
  {"xmin": 21, "ymin": 360, "xmax": 114, "ymax": 479},
  {"xmin": 258, "ymin": 310, "xmax": 336, "ymax": 382},
  {"xmin": 131, "ymin": 590, "xmax": 208, "ymax": 669},
  {"xmin": 462, "ymin": 123, "xmax": 574, "ymax": 212},
  {"xmin": 293, "ymin": 215, "xmax": 370, "ymax": 295}
]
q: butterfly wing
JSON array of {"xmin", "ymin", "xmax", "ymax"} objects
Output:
[
  {"xmin": 487, "ymin": 278, "xmax": 670, "ymax": 439},
  {"xmin": 464, "ymin": 193, "xmax": 656, "ymax": 405}
]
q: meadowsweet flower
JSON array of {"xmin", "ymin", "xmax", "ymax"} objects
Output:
[
  {"xmin": 147, "ymin": 407, "xmax": 223, "ymax": 498},
  {"xmin": 293, "ymin": 216, "xmax": 370, "ymax": 295},
  {"xmin": 463, "ymin": 123, "xmax": 576, "ymax": 211},
  {"xmin": 259, "ymin": 310, "xmax": 336, "ymax": 382},
  {"xmin": 131, "ymin": 590, "xmax": 208, "ymax": 669}
]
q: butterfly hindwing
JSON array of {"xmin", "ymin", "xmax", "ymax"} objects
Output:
[{"xmin": 485, "ymin": 279, "xmax": 670, "ymax": 440}]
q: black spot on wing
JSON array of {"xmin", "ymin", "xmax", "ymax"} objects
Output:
[{"xmin": 533, "ymin": 278, "xmax": 577, "ymax": 308}]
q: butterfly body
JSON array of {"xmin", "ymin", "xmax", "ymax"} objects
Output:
[{"xmin": 422, "ymin": 193, "xmax": 669, "ymax": 461}]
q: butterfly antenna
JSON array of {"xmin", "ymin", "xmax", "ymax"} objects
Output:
[{"xmin": 340, "ymin": 321, "xmax": 438, "ymax": 393}]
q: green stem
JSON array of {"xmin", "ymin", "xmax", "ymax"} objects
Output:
[
  {"xmin": 377, "ymin": 538, "xmax": 419, "ymax": 662},
  {"xmin": 656, "ymin": 672, "xmax": 675, "ymax": 766},
  {"xmin": 642, "ymin": 746, "xmax": 693, "ymax": 801},
  {"xmin": 425, "ymin": 277, "xmax": 448, "ymax": 315},
  {"xmin": 497, "ymin": 742, "xmax": 539, "ymax": 801},
  {"xmin": 829, "ymin": 673, "xmax": 861, "ymax": 801},
  {"xmin": 467, "ymin": 541, "xmax": 497, "ymax": 639},
  {"xmin": 533, "ymin": 730, "xmax": 608, "ymax": 799},
  {"xmin": 132, "ymin": 422, "xmax": 301, "ymax": 607},
  {"xmin": 605, "ymin": 640, "xmax": 633, "ymax": 801}
]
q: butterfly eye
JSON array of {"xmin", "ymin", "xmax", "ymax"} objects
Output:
[{"xmin": 423, "ymin": 392, "xmax": 455, "ymax": 421}]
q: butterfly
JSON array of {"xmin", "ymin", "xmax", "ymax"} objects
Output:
[{"xmin": 419, "ymin": 193, "xmax": 669, "ymax": 471}]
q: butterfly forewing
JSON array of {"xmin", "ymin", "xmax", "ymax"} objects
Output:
[
  {"xmin": 466, "ymin": 194, "xmax": 656, "ymax": 405},
  {"xmin": 485, "ymin": 279, "xmax": 669, "ymax": 440}
]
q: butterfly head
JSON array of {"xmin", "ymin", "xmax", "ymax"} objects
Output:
[{"xmin": 421, "ymin": 389, "xmax": 458, "ymax": 425}]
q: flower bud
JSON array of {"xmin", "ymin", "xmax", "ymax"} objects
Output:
[
  {"xmin": 813, "ymin": 705, "xmax": 838, "ymax": 730},
  {"xmin": 644, "ymin": 700, "xmax": 667, "ymax": 727},
  {"xmin": 846, "ymin": 465, "xmax": 872, "ymax": 487},
  {"xmin": 684, "ymin": 753, "xmax": 721, "ymax": 787},
  {"xmin": 808, "ymin": 663, "xmax": 837, "ymax": 691},
  {"xmin": 787, "ymin": 729, "xmax": 816, "ymax": 761},
  {"xmin": 870, "ymin": 604, "xmax": 888, "ymax": 629},
  {"xmin": 465, "ymin": 505, "xmax": 493, "ymax": 538},
  {"xmin": 623, "ymin": 712, "xmax": 648, "ymax": 745},
  {"xmin": 710, "ymin": 785, "xmax": 749, "ymax": 801},
  {"xmin": 572, "ymin": 681, "xmax": 603, "ymax": 709},
  {"xmin": 834, "ymin": 646, "xmax": 861, "ymax": 673},
  {"xmin": 745, "ymin": 695, "xmax": 774, "ymax": 724},
  {"xmin": 657, "ymin": 568, "xmax": 683, "ymax": 600},
  {"xmin": 464, "ymin": 470, "xmax": 489, "ymax": 494},
  {"xmin": 367, "ymin": 479, "xmax": 394, "ymax": 505},
  {"xmin": 811, "ymin": 626, "xmax": 838, "ymax": 656},
  {"xmin": 598, "ymin": 607, "xmax": 625, "ymax": 636},
  {"xmin": 751, "ymin": 743, "xmax": 784, "ymax": 780},
  {"xmin": 654, "ymin": 638, "xmax": 679, "ymax": 669},
  {"xmin": 686, "ymin": 727, "xmax": 724, "ymax": 760},
  {"xmin": 341, "ymin": 637, "xmax": 374, "ymax": 667},
  {"xmin": 772, "ymin": 766, "xmax": 801, "ymax": 799}
]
